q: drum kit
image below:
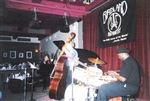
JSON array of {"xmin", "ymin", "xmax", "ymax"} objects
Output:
[{"xmin": 64, "ymin": 58, "xmax": 107, "ymax": 101}]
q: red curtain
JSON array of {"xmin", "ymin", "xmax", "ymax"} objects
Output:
[{"xmin": 83, "ymin": 0, "xmax": 150, "ymax": 100}]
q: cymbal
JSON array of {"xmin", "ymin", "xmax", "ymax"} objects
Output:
[{"xmin": 88, "ymin": 58, "xmax": 106, "ymax": 65}]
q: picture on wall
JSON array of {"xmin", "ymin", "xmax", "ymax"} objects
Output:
[
  {"xmin": 26, "ymin": 51, "xmax": 32, "ymax": 59},
  {"xmin": 19, "ymin": 53, "xmax": 24, "ymax": 58},
  {"xmin": 51, "ymin": 53, "xmax": 54, "ymax": 59},
  {"xmin": 10, "ymin": 51, "xmax": 16, "ymax": 59},
  {"xmin": 3, "ymin": 52, "xmax": 7, "ymax": 58}
]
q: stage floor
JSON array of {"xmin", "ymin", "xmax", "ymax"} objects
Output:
[
  {"xmin": 1, "ymin": 84, "xmax": 62, "ymax": 101},
  {"xmin": 1, "ymin": 83, "xmax": 142, "ymax": 101}
]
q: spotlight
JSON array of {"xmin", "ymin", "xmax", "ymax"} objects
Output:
[
  {"xmin": 83, "ymin": 0, "xmax": 94, "ymax": 5},
  {"xmin": 29, "ymin": 7, "xmax": 41, "ymax": 29},
  {"xmin": 86, "ymin": 0, "xmax": 90, "ymax": 5},
  {"xmin": 59, "ymin": 12, "xmax": 70, "ymax": 33}
]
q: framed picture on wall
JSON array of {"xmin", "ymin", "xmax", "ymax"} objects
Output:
[
  {"xmin": 26, "ymin": 51, "xmax": 32, "ymax": 59},
  {"xmin": 51, "ymin": 53, "xmax": 54, "ymax": 59},
  {"xmin": 19, "ymin": 53, "xmax": 24, "ymax": 58},
  {"xmin": 10, "ymin": 51, "xmax": 16, "ymax": 59},
  {"xmin": 3, "ymin": 52, "xmax": 7, "ymax": 58}
]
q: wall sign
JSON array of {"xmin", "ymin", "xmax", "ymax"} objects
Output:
[{"xmin": 98, "ymin": 0, "xmax": 136, "ymax": 48}]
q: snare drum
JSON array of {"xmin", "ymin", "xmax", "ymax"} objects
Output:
[
  {"xmin": 73, "ymin": 67, "xmax": 88, "ymax": 84},
  {"xmin": 64, "ymin": 84, "xmax": 96, "ymax": 101},
  {"xmin": 87, "ymin": 66, "xmax": 103, "ymax": 79}
]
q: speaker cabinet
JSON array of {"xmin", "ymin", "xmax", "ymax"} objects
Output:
[
  {"xmin": 8, "ymin": 79, "xmax": 23, "ymax": 93},
  {"xmin": 59, "ymin": 18, "xmax": 70, "ymax": 33}
]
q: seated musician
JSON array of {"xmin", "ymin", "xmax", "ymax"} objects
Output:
[
  {"xmin": 37, "ymin": 54, "xmax": 52, "ymax": 91},
  {"xmin": 96, "ymin": 47, "xmax": 140, "ymax": 101}
]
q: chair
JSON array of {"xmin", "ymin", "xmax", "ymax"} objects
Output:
[
  {"xmin": 122, "ymin": 84, "xmax": 141, "ymax": 101},
  {"xmin": 122, "ymin": 93, "xmax": 139, "ymax": 101}
]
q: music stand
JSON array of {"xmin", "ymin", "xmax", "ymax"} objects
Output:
[
  {"xmin": 24, "ymin": 66, "xmax": 27, "ymax": 101},
  {"xmin": 53, "ymin": 40, "xmax": 65, "ymax": 50},
  {"xmin": 29, "ymin": 68, "xmax": 35, "ymax": 101}
]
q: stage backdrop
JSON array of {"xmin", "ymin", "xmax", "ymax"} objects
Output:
[{"xmin": 98, "ymin": 0, "xmax": 136, "ymax": 48}]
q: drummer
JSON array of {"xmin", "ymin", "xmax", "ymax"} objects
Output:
[{"xmin": 96, "ymin": 47, "xmax": 140, "ymax": 101}]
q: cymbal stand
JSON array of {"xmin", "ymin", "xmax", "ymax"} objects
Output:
[
  {"xmin": 69, "ymin": 65, "xmax": 75, "ymax": 101},
  {"xmin": 66, "ymin": 58, "xmax": 91, "ymax": 101},
  {"xmin": 85, "ymin": 68, "xmax": 92, "ymax": 101}
]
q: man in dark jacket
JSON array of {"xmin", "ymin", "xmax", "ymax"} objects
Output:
[{"xmin": 96, "ymin": 47, "xmax": 140, "ymax": 101}]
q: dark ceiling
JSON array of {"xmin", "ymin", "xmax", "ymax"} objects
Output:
[{"xmin": 0, "ymin": 0, "xmax": 108, "ymax": 40}]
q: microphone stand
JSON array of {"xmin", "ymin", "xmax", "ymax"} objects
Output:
[
  {"xmin": 28, "ymin": 62, "xmax": 36, "ymax": 101},
  {"xmin": 23, "ymin": 67, "xmax": 27, "ymax": 101},
  {"xmin": 29, "ymin": 66, "xmax": 36, "ymax": 101}
]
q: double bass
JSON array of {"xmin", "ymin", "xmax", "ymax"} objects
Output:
[{"xmin": 49, "ymin": 32, "xmax": 76, "ymax": 100}]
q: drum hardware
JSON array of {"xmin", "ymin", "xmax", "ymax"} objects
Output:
[
  {"xmin": 65, "ymin": 84, "xmax": 95, "ymax": 101},
  {"xmin": 68, "ymin": 62, "xmax": 119, "ymax": 101},
  {"xmin": 69, "ymin": 65, "xmax": 75, "ymax": 101},
  {"xmin": 66, "ymin": 57, "xmax": 93, "ymax": 101},
  {"xmin": 86, "ymin": 66, "xmax": 103, "ymax": 101},
  {"xmin": 65, "ymin": 73, "xmax": 106, "ymax": 101},
  {"xmin": 65, "ymin": 57, "xmax": 106, "ymax": 101},
  {"xmin": 85, "ymin": 78, "xmax": 93, "ymax": 101},
  {"xmin": 73, "ymin": 67, "xmax": 87, "ymax": 85},
  {"xmin": 73, "ymin": 66, "xmax": 103, "ymax": 100},
  {"xmin": 69, "ymin": 63, "xmax": 85, "ymax": 101},
  {"xmin": 87, "ymin": 66, "xmax": 103, "ymax": 79}
]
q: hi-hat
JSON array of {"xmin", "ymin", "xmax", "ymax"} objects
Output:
[{"xmin": 88, "ymin": 58, "xmax": 106, "ymax": 65}]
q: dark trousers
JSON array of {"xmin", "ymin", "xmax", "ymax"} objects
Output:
[
  {"xmin": 65, "ymin": 66, "xmax": 73, "ymax": 88},
  {"xmin": 96, "ymin": 82, "xmax": 139, "ymax": 101},
  {"xmin": 42, "ymin": 74, "xmax": 49, "ymax": 90}
]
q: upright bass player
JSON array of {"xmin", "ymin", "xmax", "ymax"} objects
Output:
[{"xmin": 49, "ymin": 32, "xmax": 78, "ymax": 100}]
